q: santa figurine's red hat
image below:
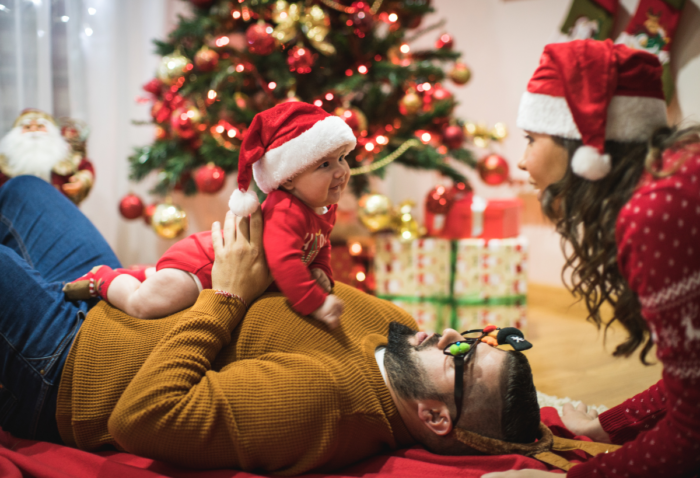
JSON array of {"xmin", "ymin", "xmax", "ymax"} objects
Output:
[
  {"xmin": 517, "ymin": 39, "xmax": 668, "ymax": 181},
  {"xmin": 229, "ymin": 101, "xmax": 357, "ymax": 216}
]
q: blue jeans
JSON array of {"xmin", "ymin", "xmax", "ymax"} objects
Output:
[{"xmin": 0, "ymin": 176, "xmax": 121, "ymax": 442}]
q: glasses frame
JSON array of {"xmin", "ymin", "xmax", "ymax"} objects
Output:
[{"xmin": 442, "ymin": 328, "xmax": 490, "ymax": 425}]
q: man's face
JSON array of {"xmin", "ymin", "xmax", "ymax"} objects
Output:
[{"xmin": 384, "ymin": 322, "xmax": 506, "ymax": 409}]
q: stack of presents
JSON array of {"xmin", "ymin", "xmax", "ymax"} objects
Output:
[{"xmin": 374, "ymin": 191, "xmax": 527, "ymax": 333}]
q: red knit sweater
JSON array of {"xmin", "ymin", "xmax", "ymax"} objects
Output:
[{"xmin": 568, "ymin": 143, "xmax": 700, "ymax": 477}]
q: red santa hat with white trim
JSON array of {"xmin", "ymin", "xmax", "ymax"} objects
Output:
[
  {"xmin": 516, "ymin": 39, "xmax": 668, "ymax": 181},
  {"xmin": 229, "ymin": 101, "xmax": 357, "ymax": 216}
]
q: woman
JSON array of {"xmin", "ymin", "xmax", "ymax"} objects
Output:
[{"xmin": 486, "ymin": 39, "xmax": 700, "ymax": 477}]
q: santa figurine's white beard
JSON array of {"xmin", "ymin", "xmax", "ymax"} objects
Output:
[{"xmin": 0, "ymin": 123, "xmax": 71, "ymax": 182}]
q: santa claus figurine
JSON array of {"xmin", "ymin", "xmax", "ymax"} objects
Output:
[{"xmin": 0, "ymin": 109, "xmax": 94, "ymax": 204}]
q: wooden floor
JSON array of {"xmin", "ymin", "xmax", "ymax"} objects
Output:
[{"xmin": 524, "ymin": 284, "xmax": 662, "ymax": 408}]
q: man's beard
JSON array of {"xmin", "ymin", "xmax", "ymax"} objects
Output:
[
  {"xmin": 384, "ymin": 322, "xmax": 441, "ymax": 401},
  {"xmin": 0, "ymin": 123, "xmax": 71, "ymax": 181}
]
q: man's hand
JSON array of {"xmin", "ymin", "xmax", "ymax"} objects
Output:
[
  {"xmin": 211, "ymin": 209, "xmax": 272, "ymax": 306},
  {"xmin": 310, "ymin": 294, "xmax": 343, "ymax": 329},
  {"xmin": 311, "ymin": 268, "xmax": 332, "ymax": 293},
  {"xmin": 482, "ymin": 471, "xmax": 561, "ymax": 477},
  {"xmin": 561, "ymin": 401, "xmax": 611, "ymax": 443}
]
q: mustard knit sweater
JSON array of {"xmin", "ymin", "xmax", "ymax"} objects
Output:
[{"xmin": 56, "ymin": 283, "xmax": 417, "ymax": 475}]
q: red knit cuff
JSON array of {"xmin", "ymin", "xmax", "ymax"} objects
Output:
[
  {"xmin": 598, "ymin": 404, "xmax": 634, "ymax": 445},
  {"xmin": 292, "ymin": 285, "xmax": 327, "ymax": 316},
  {"xmin": 565, "ymin": 463, "xmax": 591, "ymax": 478}
]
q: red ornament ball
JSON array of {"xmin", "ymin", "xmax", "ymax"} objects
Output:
[
  {"xmin": 435, "ymin": 33, "xmax": 454, "ymax": 50},
  {"xmin": 170, "ymin": 105, "xmax": 202, "ymax": 140},
  {"xmin": 151, "ymin": 100, "xmax": 171, "ymax": 124},
  {"xmin": 442, "ymin": 124, "xmax": 465, "ymax": 149},
  {"xmin": 246, "ymin": 23, "xmax": 276, "ymax": 55},
  {"xmin": 350, "ymin": 2, "xmax": 374, "ymax": 34},
  {"xmin": 143, "ymin": 78, "xmax": 164, "ymax": 96},
  {"xmin": 143, "ymin": 203, "xmax": 157, "ymax": 225},
  {"xmin": 430, "ymin": 84, "xmax": 453, "ymax": 102},
  {"xmin": 287, "ymin": 45, "xmax": 315, "ymax": 74},
  {"xmin": 119, "ymin": 194, "xmax": 144, "ymax": 220},
  {"xmin": 194, "ymin": 46, "xmax": 219, "ymax": 72},
  {"xmin": 194, "ymin": 163, "xmax": 227, "ymax": 194},
  {"xmin": 477, "ymin": 154, "xmax": 510, "ymax": 186},
  {"xmin": 425, "ymin": 185, "xmax": 454, "ymax": 215},
  {"xmin": 335, "ymin": 107, "xmax": 368, "ymax": 137}
]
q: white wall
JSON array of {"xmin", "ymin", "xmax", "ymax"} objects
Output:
[{"xmin": 77, "ymin": 0, "xmax": 700, "ymax": 286}]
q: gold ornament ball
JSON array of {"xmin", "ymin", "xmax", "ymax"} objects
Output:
[
  {"xmin": 152, "ymin": 202, "xmax": 188, "ymax": 239},
  {"xmin": 358, "ymin": 194, "xmax": 393, "ymax": 232},
  {"xmin": 157, "ymin": 52, "xmax": 190, "ymax": 85},
  {"xmin": 449, "ymin": 62, "xmax": 472, "ymax": 86},
  {"xmin": 400, "ymin": 91, "xmax": 422, "ymax": 115},
  {"xmin": 396, "ymin": 200, "xmax": 420, "ymax": 243}
]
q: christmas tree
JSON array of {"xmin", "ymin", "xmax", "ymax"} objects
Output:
[{"xmin": 130, "ymin": 0, "xmax": 476, "ymax": 198}]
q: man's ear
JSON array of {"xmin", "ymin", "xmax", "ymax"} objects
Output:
[
  {"xmin": 279, "ymin": 178, "xmax": 295, "ymax": 191},
  {"xmin": 416, "ymin": 400, "xmax": 453, "ymax": 436}
]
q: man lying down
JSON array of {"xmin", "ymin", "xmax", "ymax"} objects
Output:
[{"xmin": 0, "ymin": 176, "xmax": 540, "ymax": 476}]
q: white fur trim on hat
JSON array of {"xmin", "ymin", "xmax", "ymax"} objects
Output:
[
  {"xmin": 229, "ymin": 188, "xmax": 260, "ymax": 217},
  {"xmin": 516, "ymin": 92, "xmax": 668, "ymax": 142},
  {"xmin": 252, "ymin": 115, "xmax": 356, "ymax": 193},
  {"xmin": 571, "ymin": 145, "xmax": 611, "ymax": 181}
]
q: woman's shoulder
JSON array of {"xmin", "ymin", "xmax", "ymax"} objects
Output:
[{"xmin": 619, "ymin": 143, "xmax": 700, "ymax": 225}]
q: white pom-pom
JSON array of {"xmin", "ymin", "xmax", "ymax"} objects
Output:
[
  {"xmin": 228, "ymin": 189, "xmax": 260, "ymax": 217},
  {"xmin": 571, "ymin": 145, "xmax": 611, "ymax": 181}
]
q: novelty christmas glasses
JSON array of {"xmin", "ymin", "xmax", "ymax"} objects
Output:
[{"xmin": 443, "ymin": 325, "xmax": 532, "ymax": 425}]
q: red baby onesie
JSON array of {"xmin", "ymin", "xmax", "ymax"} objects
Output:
[{"xmin": 157, "ymin": 189, "xmax": 335, "ymax": 316}]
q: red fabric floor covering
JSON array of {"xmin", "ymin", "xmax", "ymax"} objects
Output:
[{"xmin": 0, "ymin": 408, "xmax": 586, "ymax": 477}]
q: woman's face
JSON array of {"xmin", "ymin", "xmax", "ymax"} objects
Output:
[{"xmin": 517, "ymin": 131, "xmax": 569, "ymax": 201}]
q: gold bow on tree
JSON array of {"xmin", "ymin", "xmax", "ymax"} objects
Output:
[{"xmin": 271, "ymin": 1, "xmax": 336, "ymax": 56}]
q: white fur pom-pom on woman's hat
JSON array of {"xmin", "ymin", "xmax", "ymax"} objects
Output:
[
  {"xmin": 227, "ymin": 101, "xmax": 357, "ymax": 216},
  {"xmin": 228, "ymin": 188, "xmax": 260, "ymax": 217},
  {"xmin": 516, "ymin": 39, "xmax": 668, "ymax": 181},
  {"xmin": 571, "ymin": 145, "xmax": 611, "ymax": 181}
]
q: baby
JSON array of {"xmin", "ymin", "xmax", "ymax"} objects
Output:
[{"xmin": 63, "ymin": 102, "xmax": 356, "ymax": 328}]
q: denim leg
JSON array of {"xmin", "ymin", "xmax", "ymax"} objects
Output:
[
  {"xmin": 0, "ymin": 175, "xmax": 121, "ymax": 283},
  {"xmin": 0, "ymin": 176, "xmax": 121, "ymax": 443},
  {"xmin": 0, "ymin": 245, "xmax": 85, "ymax": 442}
]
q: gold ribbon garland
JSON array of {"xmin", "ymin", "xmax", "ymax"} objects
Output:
[
  {"xmin": 350, "ymin": 138, "xmax": 421, "ymax": 176},
  {"xmin": 272, "ymin": 1, "xmax": 336, "ymax": 55},
  {"xmin": 319, "ymin": 0, "xmax": 384, "ymax": 15}
]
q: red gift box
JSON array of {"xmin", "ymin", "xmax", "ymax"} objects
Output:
[{"xmin": 425, "ymin": 193, "xmax": 521, "ymax": 239}]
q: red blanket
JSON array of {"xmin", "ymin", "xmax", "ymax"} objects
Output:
[{"xmin": 0, "ymin": 408, "xmax": 587, "ymax": 477}]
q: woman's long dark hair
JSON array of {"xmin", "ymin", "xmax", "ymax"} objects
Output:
[{"xmin": 541, "ymin": 125, "xmax": 700, "ymax": 364}]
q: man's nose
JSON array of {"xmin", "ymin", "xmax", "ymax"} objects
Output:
[{"xmin": 437, "ymin": 328, "xmax": 464, "ymax": 349}]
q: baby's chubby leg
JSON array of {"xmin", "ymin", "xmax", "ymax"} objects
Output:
[{"xmin": 108, "ymin": 268, "xmax": 200, "ymax": 320}]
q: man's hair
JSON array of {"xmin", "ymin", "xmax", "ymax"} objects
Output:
[{"xmin": 420, "ymin": 350, "xmax": 540, "ymax": 455}]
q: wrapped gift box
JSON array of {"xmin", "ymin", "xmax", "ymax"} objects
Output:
[
  {"xmin": 453, "ymin": 236, "xmax": 528, "ymax": 299},
  {"xmin": 374, "ymin": 235, "xmax": 451, "ymax": 298},
  {"xmin": 385, "ymin": 299, "xmax": 450, "ymax": 334},
  {"xmin": 425, "ymin": 193, "xmax": 522, "ymax": 239},
  {"xmin": 375, "ymin": 234, "xmax": 529, "ymax": 334}
]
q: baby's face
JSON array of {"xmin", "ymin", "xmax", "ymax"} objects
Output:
[{"xmin": 282, "ymin": 146, "xmax": 350, "ymax": 209}]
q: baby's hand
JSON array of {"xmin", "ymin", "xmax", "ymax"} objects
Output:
[
  {"xmin": 310, "ymin": 294, "xmax": 344, "ymax": 329},
  {"xmin": 311, "ymin": 268, "xmax": 332, "ymax": 293}
]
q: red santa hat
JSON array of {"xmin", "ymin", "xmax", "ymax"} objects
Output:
[
  {"xmin": 516, "ymin": 39, "xmax": 668, "ymax": 181},
  {"xmin": 229, "ymin": 101, "xmax": 357, "ymax": 216}
]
